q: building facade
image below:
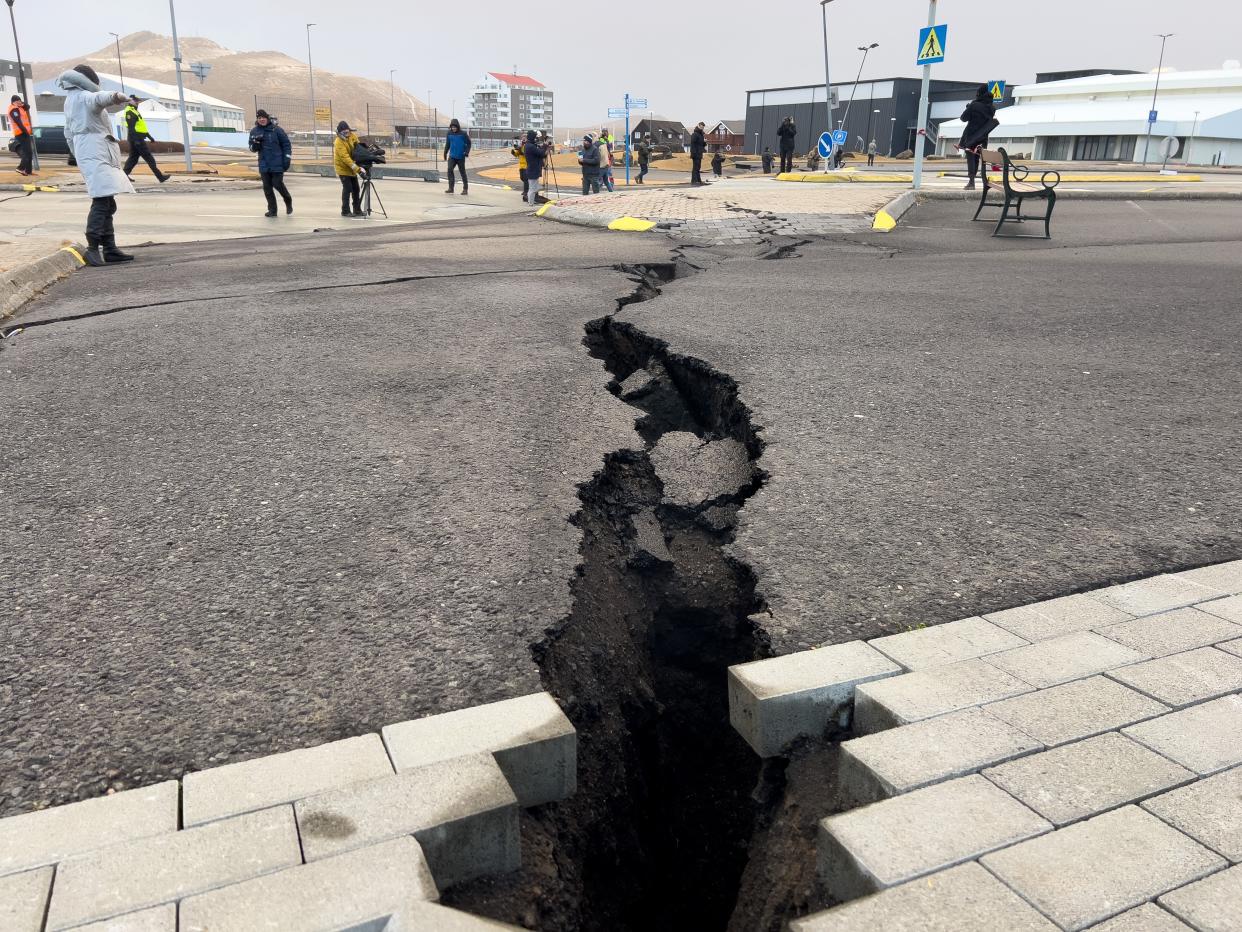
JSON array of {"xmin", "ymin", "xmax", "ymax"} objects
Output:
[
  {"xmin": 468, "ymin": 73, "xmax": 554, "ymax": 132},
  {"xmin": 745, "ymin": 77, "xmax": 1005, "ymax": 158},
  {"xmin": 936, "ymin": 68, "xmax": 1242, "ymax": 165}
]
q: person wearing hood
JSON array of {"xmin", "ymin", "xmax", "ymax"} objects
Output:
[
  {"xmin": 522, "ymin": 129, "xmax": 550, "ymax": 206},
  {"xmin": 443, "ymin": 118, "xmax": 472, "ymax": 195},
  {"xmin": 249, "ymin": 109, "xmax": 293, "ymax": 217},
  {"xmin": 123, "ymin": 95, "xmax": 170, "ymax": 183},
  {"xmin": 57, "ymin": 65, "xmax": 135, "ymax": 266},
  {"xmin": 578, "ymin": 134, "xmax": 602, "ymax": 195},
  {"xmin": 958, "ymin": 85, "xmax": 997, "ymax": 190},
  {"xmin": 636, "ymin": 134, "xmax": 652, "ymax": 184},
  {"xmin": 7, "ymin": 95, "xmax": 34, "ymax": 176},
  {"xmin": 334, "ymin": 121, "xmax": 364, "ymax": 218},
  {"xmin": 689, "ymin": 122, "xmax": 708, "ymax": 185},
  {"xmin": 598, "ymin": 129, "xmax": 615, "ymax": 193},
  {"xmin": 776, "ymin": 116, "xmax": 797, "ymax": 174}
]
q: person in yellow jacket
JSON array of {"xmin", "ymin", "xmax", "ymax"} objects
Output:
[
  {"xmin": 510, "ymin": 134, "xmax": 529, "ymax": 199},
  {"xmin": 122, "ymin": 95, "xmax": 169, "ymax": 183},
  {"xmin": 334, "ymin": 121, "xmax": 364, "ymax": 217}
]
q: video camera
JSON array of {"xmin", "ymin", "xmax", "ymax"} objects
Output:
[{"xmin": 351, "ymin": 141, "xmax": 387, "ymax": 167}]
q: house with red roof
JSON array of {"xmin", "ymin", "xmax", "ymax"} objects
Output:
[{"xmin": 468, "ymin": 71, "xmax": 554, "ymax": 132}]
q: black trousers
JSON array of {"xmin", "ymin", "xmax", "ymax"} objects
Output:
[
  {"xmin": 519, "ymin": 167, "xmax": 529, "ymax": 197},
  {"xmin": 15, "ymin": 134, "xmax": 33, "ymax": 174},
  {"xmin": 260, "ymin": 171, "xmax": 292, "ymax": 212},
  {"xmin": 86, "ymin": 196, "xmax": 118, "ymax": 243},
  {"xmin": 965, "ymin": 149, "xmax": 982, "ymax": 183},
  {"xmin": 124, "ymin": 139, "xmax": 161, "ymax": 177},
  {"xmin": 691, "ymin": 154, "xmax": 703, "ymax": 183},
  {"xmin": 340, "ymin": 175, "xmax": 361, "ymax": 212},
  {"xmin": 779, "ymin": 149, "xmax": 794, "ymax": 173},
  {"xmin": 447, "ymin": 157, "xmax": 468, "ymax": 190}
]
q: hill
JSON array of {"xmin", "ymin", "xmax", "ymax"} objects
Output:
[{"xmin": 33, "ymin": 31, "xmax": 427, "ymax": 132}]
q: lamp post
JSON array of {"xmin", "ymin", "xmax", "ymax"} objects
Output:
[
  {"xmin": 866, "ymin": 108, "xmax": 880, "ymax": 150},
  {"xmin": 819, "ymin": 0, "xmax": 836, "ymax": 172},
  {"xmin": 109, "ymin": 31, "xmax": 125, "ymax": 94},
  {"xmin": 888, "ymin": 116, "xmax": 897, "ymax": 156},
  {"xmin": 305, "ymin": 24, "xmax": 319, "ymax": 160},
  {"xmin": 5, "ymin": 0, "xmax": 37, "ymax": 170},
  {"xmin": 1141, "ymin": 33, "xmax": 1173, "ymax": 166},
  {"xmin": 389, "ymin": 69, "xmax": 397, "ymax": 147},
  {"xmin": 1186, "ymin": 109, "xmax": 1200, "ymax": 165},
  {"xmin": 840, "ymin": 42, "xmax": 878, "ymax": 147},
  {"xmin": 912, "ymin": 0, "xmax": 938, "ymax": 188},
  {"xmin": 168, "ymin": 0, "xmax": 194, "ymax": 172}
]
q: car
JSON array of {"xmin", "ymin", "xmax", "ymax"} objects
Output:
[{"xmin": 30, "ymin": 125, "xmax": 76, "ymax": 164}]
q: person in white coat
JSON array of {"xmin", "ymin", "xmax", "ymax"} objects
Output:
[{"xmin": 58, "ymin": 65, "xmax": 136, "ymax": 266}]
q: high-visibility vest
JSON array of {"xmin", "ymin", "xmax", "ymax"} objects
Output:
[
  {"xmin": 6, "ymin": 101, "xmax": 30, "ymax": 136},
  {"xmin": 125, "ymin": 105, "xmax": 150, "ymax": 137}
]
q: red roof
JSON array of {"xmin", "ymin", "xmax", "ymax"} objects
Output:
[{"xmin": 488, "ymin": 72, "xmax": 545, "ymax": 89}]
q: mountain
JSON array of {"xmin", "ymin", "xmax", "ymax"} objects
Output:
[{"xmin": 33, "ymin": 32, "xmax": 427, "ymax": 131}]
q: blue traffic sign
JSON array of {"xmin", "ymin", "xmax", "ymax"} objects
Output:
[
  {"xmin": 628, "ymin": 97, "xmax": 649, "ymax": 109},
  {"xmin": 1148, "ymin": 110, "xmax": 1159, "ymax": 123},
  {"xmin": 817, "ymin": 132, "xmax": 836, "ymax": 159},
  {"xmin": 988, "ymin": 81, "xmax": 1006, "ymax": 101},
  {"xmin": 917, "ymin": 24, "xmax": 948, "ymax": 65},
  {"xmin": 607, "ymin": 108, "xmax": 628, "ymax": 119},
  {"xmin": 832, "ymin": 129, "xmax": 849, "ymax": 146}
]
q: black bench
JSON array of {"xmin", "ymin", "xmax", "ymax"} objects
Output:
[{"xmin": 971, "ymin": 147, "xmax": 1060, "ymax": 239}]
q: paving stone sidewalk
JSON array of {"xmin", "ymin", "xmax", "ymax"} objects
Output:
[
  {"xmin": 730, "ymin": 560, "xmax": 1242, "ymax": 931},
  {"xmin": 539, "ymin": 177, "xmax": 905, "ymax": 244}
]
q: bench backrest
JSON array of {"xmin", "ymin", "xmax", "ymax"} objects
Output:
[{"xmin": 979, "ymin": 149, "xmax": 1004, "ymax": 164}]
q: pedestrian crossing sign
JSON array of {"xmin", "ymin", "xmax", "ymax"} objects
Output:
[
  {"xmin": 989, "ymin": 81, "xmax": 1006, "ymax": 101},
  {"xmin": 916, "ymin": 24, "xmax": 948, "ymax": 65}
]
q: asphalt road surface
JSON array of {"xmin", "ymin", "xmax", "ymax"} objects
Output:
[{"xmin": 3, "ymin": 198, "xmax": 1240, "ymax": 815}]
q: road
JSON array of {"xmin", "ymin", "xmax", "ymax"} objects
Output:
[{"xmin": 2, "ymin": 196, "xmax": 1240, "ymax": 820}]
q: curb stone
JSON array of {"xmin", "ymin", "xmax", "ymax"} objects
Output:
[
  {"xmin": 1, "ymin": 244, "xmax": 86, "ymax": 324},
  {"xmin": 872, "ymin": 191, "xmax": 917, "ymax": 232}
]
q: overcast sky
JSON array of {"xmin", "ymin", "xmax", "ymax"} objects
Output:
[{"xmin": 8, "ymin": 1, "xmax": 1239, "ymax": 125}]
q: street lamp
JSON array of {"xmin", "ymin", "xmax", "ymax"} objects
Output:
[
  {"xmin": 389, "ymin": 69, "xmax": 397, "ymax": 147},
  {"xmin": 109, "ymin": 31, "xmax": 125, "ymax": 94},
  {"xmin": 168, "ymin": 0, "xmax": 194, "ymax": 172},
  {"xmin": 1186, "ymin": 109, "xmax": 1200, "ymax": 165},
  {"xmin": 888, "ymin": 116, "xmax": 897, "ymax": 156},
  {"xmin": 306, "ymin": 24, "xmax": 319, "ymax": 160},
  {"xmin": 820, "ymin": 0, "xmax": 836, "ymax": 171},
  {"xmin": 866, "ymin": 107, "xmax": 880, "ymax": 150},
  {"xmin": 840, "ymin": 42, "xmax": 879, "ymax": 150},
  {"xmin": 4, "ymin": 0, "xmax": 37, "ymax": 169},
  {"xmin": 1141, "ymin": 33, "xmax": 1173, "ymax": 166}
]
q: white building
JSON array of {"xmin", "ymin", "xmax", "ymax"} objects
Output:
[
  {"xmin": 937, "ymin": 68, "xmax": 1242, "ymax": 166},
  {"xmin": 468, "ymin": 72, "xmax": 553, "ymax": 132}
]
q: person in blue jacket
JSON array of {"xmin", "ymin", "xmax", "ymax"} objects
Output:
[
  {"xmin": 443, "ymin": 118, "xmax": 472, "ymax": 195},
  {"xmin": 248, "ymin": 109, "xmax": 293, "ymax": 217}
]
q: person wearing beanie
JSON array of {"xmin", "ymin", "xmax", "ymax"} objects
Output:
[
  {"xmin": 249, "ymin": 109, "xmax": 293, "ymax": 217},
  {"xmin": 6, "ymin": 94, "xmax": 34, "ymax": 176},
  {"xmin": 522, "ymin": 128, "xmax": 551, "ymax": 207},
  {"xmin": 334, "ymin": 120, "xmax": 364, "ymax": 217},
  {"xmin": 56, "ymin": 64, "xmax": 135, "ymax": 266},
  {"xmin": 442, "ymin": 118, "xmax": 472, "ymax": 195},
  {"xmin": 578, "ymin": 133, "xmax": 602, "ymax": 195},
  {"xmin": 123, "ymin": 95, "xmax": 170, "ymax": 183}
]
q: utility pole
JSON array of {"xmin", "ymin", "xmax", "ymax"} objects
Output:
[
  {"xmin": 5, "ymin": 0, "xmax": 37, "ymax": 169},
  {"xmin": 110, "ymin": 32, "xmax": 125, "ymax": 94},
  {"xmin": 306, "ymin": 23, "xmax": 318, "ymax": 161},
  {"xmin": 168, "ymin": 0, "xmax": 193, "ymax": 172},
  {"xmin": 1186, "ymin": 110, "xmax": 1200, "ymax": 165},
  {"xmin": 912, "ymin": 0, "xmax": 938, "ymax": 189},
  {"xmin": 389, "ymin": 69, "xmax": 397, "ymax": 146},
  {"xmin": 841, "ymin": 42, "xmax": 878, "ymax": 155},
  {"xmin": 819, "ymin": 0, "xmax": 836, "ymax": 173},
  {"xmin": 1141, "ymin": 33, "xmax": 1173, "ymax": 166}
]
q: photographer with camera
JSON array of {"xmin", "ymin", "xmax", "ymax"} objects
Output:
[
  {"xmin": 522, "ymin": 129, "xmax": 552, "ymax": 206},
  {"xmin": 249, "ymin": 109, "xmax": 293, "ymax": 217},
  {"xmin": 510, "ymin": 135, "xmax": 529, "ymax": 200},
  {"xmin": 334, "ymin": 121, "xmax": 364, "ymax": 218}
]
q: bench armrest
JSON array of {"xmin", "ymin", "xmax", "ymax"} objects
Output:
[{"xmin": 1040, "ymin": 170, "xmax": 1061, "ymax": 189}]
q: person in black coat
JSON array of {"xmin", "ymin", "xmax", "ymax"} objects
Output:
[
  {"xmin": 958, "ymin": 85, "xmax": 996, "ymax": 190},
  {"xmin": 689, "ymin": 122, "xmax": 707, "ymax": 185},
  {"xmin": 776, "ymin": 116, "xmax": 797, "ymax": 174}
]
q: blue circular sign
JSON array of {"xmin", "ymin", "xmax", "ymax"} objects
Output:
[{"xmin": 818, "ymin": 132, "xmax": 836, "ymax": 159}]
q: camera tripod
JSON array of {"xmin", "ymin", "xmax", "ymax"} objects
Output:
[
  {"xmin": 536, "ymin": 138, "xmax": 560, "ymax": 203},
  {"xmin": 360, "ymin": 169, "xmax": 387, "ymax": 219}
]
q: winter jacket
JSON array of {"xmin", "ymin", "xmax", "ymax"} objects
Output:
[
  {"xmin": 249, "ymin": 120, "xmax": 292, "ymax": 174},
  {"xmin": 444, "ymin": 129, "xmax": 472, "ymax": 160},
  {"xmin": 124, "ymin": 105, "xmax": 153, "ymax": 143},
  {"xmin": 57, "ymin": 69, "xmax": 134, "ymax": 199},
  {"xmin": 761, "ymin": 151, "xmax": 774, "ymax": 172},
  {"xmin": 959, "ymin": 98, "xmax": 996, "ymax": 146},
  {"xmin": 636, "ymin": 141, "xmax": 652, "ymax": 166},
  {"xmin": 689, "ymin": 127, "xmax": 706, "ymax": 158},
  {"xmin": 579, "ymin": 141, "xmax": 601, "ymax": 179},
  {"xmin": 334, "ymin": 131, "xmax": 361, "ymax": 176},
  {"xmin": 511, "ymin": 143, "xmax": 528, "ymax": 170},
  {"xmin": 524, "ymin": 135, "xmax": 547, "ymax": 180},
  {"xmin": 777, "ymin": 121, "xmax": 797, "ymax": 153},
  {"xmin": 6, "ymin": 99, "xmax": 31, "ymax": 137},
  {"xmin": 711, "ymin": 152, "xmax": 725, "ymax": 171}
]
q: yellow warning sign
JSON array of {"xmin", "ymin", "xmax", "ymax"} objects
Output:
[{"xmin": 916, "ymin": 24, "xmax": 948, "ymax": 65}]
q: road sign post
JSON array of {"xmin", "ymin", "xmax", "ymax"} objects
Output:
[
  {"xmin": 817, "ymin": 131, "xmax": 837, "ymax": 164},
  {"xmin": 912, "ymin": 6, "xmax": 944, "ymax": 190},
  {"xmin": 609, "ymin": 94, "xmax": 648, "ymax": 185},
  {"xmin": 1159, "ymin": 135, "xmax": 1180, "ymax": 172}
]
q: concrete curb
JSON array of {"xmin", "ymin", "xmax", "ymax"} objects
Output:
[
  {"xmin": 536, "ymin": 202, "xmax": 657, "ymax": 232},
  {"xmin": 922, "ymin": 188, "xmax": 1242, "ymax": 202},
  {"xmin": 0, "ymin": 182, "xmax": 61, "ymax": 193},
  {"xmin": 873, "ymin": 191, "xmax": 917, "ymax": 232},
  {"xmin": 286, "ymin": 163, "xmax": 441, "ymax": 183},
  {"xmin": 1, "ymin": 244, "xmax": 86, "ymax": 324}
]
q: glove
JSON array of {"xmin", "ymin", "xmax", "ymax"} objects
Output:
[{"xmin": 284, "ymin": 159, "xmax": 291, "ymax": 171}]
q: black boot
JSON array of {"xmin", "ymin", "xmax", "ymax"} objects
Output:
[
  {"xmin": 285, "ymin": 199, "xmax": 293, "ymax": 215},
  {"xmin": 82, "ymin": 236, "xmax": 107, "ymax": 267},
  {"xmin": 102, "ymin": 236, "xmax": 134, "ymax": 263}
]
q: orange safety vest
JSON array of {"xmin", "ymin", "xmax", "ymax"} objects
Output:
[{"xmin": 7, "ymin": 100, "xmax": 31, "ymax": 137}]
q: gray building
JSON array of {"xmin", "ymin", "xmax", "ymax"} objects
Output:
[{"xmin": 746, "ymin": 76, "xmax": 1009, "ymax": 157}]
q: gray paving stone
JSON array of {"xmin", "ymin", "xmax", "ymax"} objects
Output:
[
  {"xmin": 853, "ymin": 659, "xmax": 1032, "ymax": 735},
  {"xmin": 985, "ymin": 632, "xmax": 1147, "ymax": 689},
  {"xmin": 46, "ymin": 806, "xmax": 302, "ymax": 931},
  {"xmin": 1089, "ymin": 574, "xmax": 1226, "ymax": 617},
  {"xmin": 983, "ymin": 732, "xmax": 1194, "ymax": 826},
  {"xmin": 295, "ymin": 752, "xmax": 519, "ymax": 889},
  {"xmin": 383, "ymin": 692, "xmax": 575, "ymax": 807},
  {"xmin": 183, "ymin": 733, "xmax": 394, "ymax": 827},
  {"xmin": 1159, "ymin": 863, "xmax": 1242, "ymax": 931},
  {"xmin": 70, "ymin": 904, "xmax": 177, "ymax": 932},
  {"xmin": 1108, "ymin": 647, "xmax": 1242, "ymax": 708},
  {"xmin": 982, "ymin": 806, "xmax": 1226, "ymax": 931},
  {"xmin": 1174, "ymin": 559, "xmax": 1242, "ymax": 595},
  {"xmin": 1089, "ymin": 904, "xmax": 1193, "ymax": 932},
  {"xmin": 0, "ymin": 780, "xmax": 179, "ymax": 877},
  {"xmin": 1199, "ymin": 594, "xmax": 1242, "ymax": 624},
  {"xmin": 788, "ymin": 862, "xmax": 1059, "ymax": 931},
  {"xmin": 818, "ymin": 774, "xmax": 1050, "ymax": 901},
  {"xmin": 0, "ymin": 867, "xmax": 53, "ymax": 932},
  {"xmin": 1124, "ymin": 695, "xmax": 1242, "ymax": 775},
  {"xmin": 728, "ymin": 641, "xmax": 901, "ymax": 757},
  {"xmin": 395, "ymin": 901, "xmax": 524, "ymax": 930},
  {"xmin": 868, "ymin": 616, "xmax": 1027, "ymax": 670},
  {"xmin": 1143, "ymin": 765, "xmax": 1242, "ymax": 863},
  {"xmin": 839, "ymin": 708, "xmax": 1042, "ymax": 802},
  {"xmin": 179, "ymin": 836, "xmax": 437, "ymax": 932},
  {"xmin": 985, "ymin": 593, "xmax": 1133, "ymax": 642},
  {"xmin": 1222, "ymin": 638, "xmax": 1242, "ymax": 659},
  {"xmin": 983, "ymin": 675, "xmax": 1169, "ymax": 747},
  {"xmin": 1097, "ymin": 607, "xmax": 1242, "ymax": 658}
]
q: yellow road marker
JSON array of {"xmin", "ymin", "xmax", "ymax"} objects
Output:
[
  {"xmin": 607, "ymin": 216, "xmax": 657, "ymax": 232},
  {"xmin": 59, "ymin": 246, "xmax": 87, "ymax": 266}
]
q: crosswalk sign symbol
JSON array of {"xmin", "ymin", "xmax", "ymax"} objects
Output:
[
  {"xmin": 916, "ymin": 24, "xmax": 948, "ymax": 65},
  {"xmin": 989, "ymin": 81, "xmax": 1006, "ymax": 101}
]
